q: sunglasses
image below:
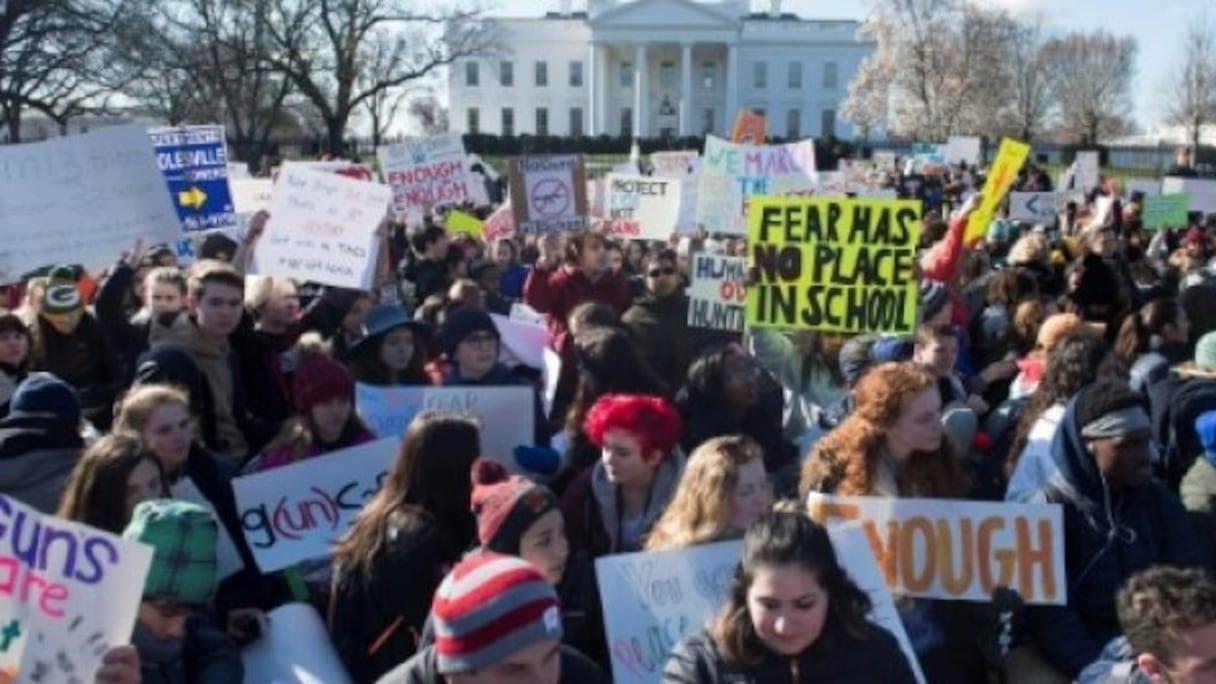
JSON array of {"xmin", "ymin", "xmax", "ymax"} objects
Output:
[{"xmin": 647, "ymin": 267, "xmax": 677, "ymax": 278}]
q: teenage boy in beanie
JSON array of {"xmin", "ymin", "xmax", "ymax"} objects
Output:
[
  {"xmin": 0, "ymin": 372, "xmax": 84, "ymax": 512},
  {"xmin": 122, "ymin": 499, "xmax": 243, "ymax": 683},
  {"xmin": 375, "ymin": 552, "xmax": 606, "ymax": 684}
]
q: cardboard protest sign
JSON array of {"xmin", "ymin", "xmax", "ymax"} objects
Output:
[
  {"xmin": 233, "ymin": 439, "xmax": 397, "ymax": 572},
  {"xmin": 943, "ymin": 136, "xmax": 981, "ymax": 166},
  {"xmin": 1163, "ymin": 177, "xmax": 1216, "ymax": 213},
  {"xmin": 650, "ymin": 151, "xmax": 700, "ymax": 235},
  {"xmin": 508, "ymin": 156, "xmax": 588, "ymax": 234},
  {"xmin": 687, "ymin": 254, "xmax": 745, "ymax": 332},
  {"xmin": 808, "ymin": 493, "xmax": 1066, "ymax": 605},
  {"xmin": 696, "ymin": 136, "xmax": 818, "ymax": 235},
  {"xmin": 604, "ymin": 174, "xmax": 682, "ymax": 241},
  {"xmin": 0, "ymin": 124, "xmax": 179, "ymax": 282},
  {"xmin": 745, "ymin": 197, "xmax": 921, "ymax": 334},
  {"xmin": 354, "ymin": 384, "xmax": 534, "ymax": 463},
  {"xmin": 0, "ymin": 493, "xmax": 153, "ymax": 682},
  {"xmin": 964, "ymin": 138, "xmax": 1031, "ymax": 245},
  {"xmin": 1075, "ymin": 151, "xmax": 1101, "ymax": 191},
  {"xmin": 594, "ymin": 527, "xmax": 924, "ymax": 684},
  {"xmin": 149, "ymin": 125, "xmax": 237, "ymax": 232},
  {"xmin": 379, "ymin": 133, "xmax": 472, "ymax": 214},
  {"xmin": 1009, "ymin": 192, "xmax": 1059, "ymax": 223},
  {"xmin": 231, "ymin": 178, "xmax": 274, "ymax": 214},
  {"xmin": 445, "ymin": 210, "xmax": 484, "ymax": 239},
  {"xmin": 1142, "ymin": 194, "xmax": 1190, "ymax": 230},
  {"xmin": 253, "ymin": 166, "xmax": 391, "ymax": 290}
]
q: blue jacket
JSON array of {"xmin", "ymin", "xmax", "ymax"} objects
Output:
[
  {"xmin": 1077, "ymin": 637, "xmax": 1150, "ymax": 684},
  {"xmin": 1022, "ymin": 395, "xmax": 1206, "ymax": 678}
]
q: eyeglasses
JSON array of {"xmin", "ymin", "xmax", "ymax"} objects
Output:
[
  {"xmin": 461, "ymin": 332, "xmax": 498, "ymax": 347},
  {"xmin": 647, "ymin": 267, "xmax": 677, "ymax": 278}
]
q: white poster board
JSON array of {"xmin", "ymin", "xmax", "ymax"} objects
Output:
[
  {"xmin": 379, "ymin": 133, "xmax": 472, "ymax": 214},
  {"xmin": 651, "ymin": 151, "xmax": 701, "ymax": 235},
  {"xmin": 0, "ymin": 124, "xmax": 179, "ymax": 282},
  {"xmin": 696, "ymin": 136, "xmax": 818, "ymax": 235},
  {"xmin": 1008, "ymin": 192, "xmax": 1059, "ymax": 223},
  {"xmin": 1163, "ymin": 177, "xmax": 1216, "ymax": 213},
  {"xmin": 1075, "ymin": 151, "xmax": 1100, "ymax": 191},
  {"xmin": 943, "ymin": 136, "xmax": 982, "ymax": 166},
  {"xmin": 808, "ymin": 493, "xmax": 1066, "ymax": 605},
  {"xmin": 687, "ymin": 254, "xmax": 745, "ymax": 332},
  {"xmin": 232, "ymin": 438, "xmax": 398, "ymax": 572},
  {"xmin": 0, "ymin": 493, "xmax": 153, "ymax": 682},
  {"xmin": 354, "ymin": 384, "xmax": 535, "ymax": 464},
  {"xmin": 253, "ymin": 166, "xmax": 391, "ymax": 289},
  {"xmin": 231, "ymin": 178, "xmax": 274, "ymax": 214},
  {"xmin": 242, "ymin": 603, "xmax": 352, "ymax": 684},
  {"xmin": 594, "ymin": 526, "xmax": 924, "ymax": 684},
  {"xmin": 491, "ymin": 313, "xmax": 549, "ymax": 370},
  {"xmin": 604, "ymin": 174, "xmax": 682, "ymax": 241}
]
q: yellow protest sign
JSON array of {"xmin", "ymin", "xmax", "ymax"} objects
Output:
[
  {"xmin": 745, "ymin": 196, "xmax": 922, "ymax": 334},
  {"xmin": 965, "ymin": 138, "xmax": 1030, "ymax": 245},
  {"xmin": 445, "ymin": 210, "xmax": 483, "ymax": 238}
]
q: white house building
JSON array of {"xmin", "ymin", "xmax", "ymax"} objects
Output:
[{"xmin": 446, "ymin": 0, "xmax": 874, "ymax": 140}]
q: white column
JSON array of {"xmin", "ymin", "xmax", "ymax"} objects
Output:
[
  {"xmin": 725, "ymin": 43, "xmax": 739, "ymax": 135},
  {"xmin": 633, "ymin": 43, "xmax": 648, "ymax": 138},
  {"xmin": 680, "ymin": 42, "xmax": 693, "ymax": 136},
  {"xmin": 587, "ymin": 42, "xmax": 598, "ymax": 136}
]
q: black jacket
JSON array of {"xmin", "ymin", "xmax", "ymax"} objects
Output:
[
  {"xmin": 662, "ymin": 624, "xmax": 917, "ymax": 684},
  {"xmin": 0, "ymin": 412, "xmax": 81, "ymax": 513},
  {"xmin": 622, "ymin": 292, "xmax": 727, "ymax": 391},
  {"xmin": 374, "ymin": 643, "xmax": 607, "ymax": 684},
  {"xmin": 94, "ymin": 262, "xmax": 153, "ymax": 380},
  {"xmin": 29, "ymin": 312, "xmax": 124, "ymax": 430}
]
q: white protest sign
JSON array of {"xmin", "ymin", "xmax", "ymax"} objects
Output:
[
  {"xmin": 1075, "ymin": 151, "xmax": 1100, "ymax": 191},
  {"xmin": 0, "ymin": 493, "xmax": 153, "ymax": 682},
  {"xmin": 491, "ymin": 313, "xmax": 549, "ymax": 370},
  {"xmin": 696, "ymin": 136, "xmax": 817, "ymax": 235},
  {"xmin": 354, "ymin": 384, "xmax": 535, "ymax": 462},
  {"xmin": 594, "ymin": 527, "xmax": 924, "ymax": 684},
  {"xmin": 873, "ymin": 151, "xmax": 898, "ymax": 171},
  {"xmin": 1125, "ymin": 177, "xmax": 1161, "ymax": 197},
  {"xmin": 687, "ymin": 254, "xmax": 745, "ymax": 332},
  {"xmin": 509, "ymin": 301, "xmax": 546, "ymax": 326},
  {"xmin": 808, "ymin": 493, "xmax": 1066, "ymax": 605},
  {"xmin": 379, "ymin": 133, "xmax": 472, "ymax": 214},
  {"xmin": 0, "ymin": 124, "xmax": 179, "ymax": 282},
  {"xmin": 604, "ymin": 174, "xmax": 682, "ymax": 241},
  {"xmin": 1163, "ymin": 176, "xmax": 1216, "ymax": 213},
  {"xmin": 1009, "ymin": 192, "xmax": 1059, "ymax": 223},
  {"xmin": 231, "ymin": 178, "xmax": 274, "ymax": 214},
  {"xmin": 943, "ymin": 136, "xmax": 982, "ymax": 166},
  {"xmin": 254, "ymin": 166, "xmax": 391, "ymax": 290},
  {"xmin": 651, "ymin": 151, "xmax": 700, "ymax": 235},
  {"xmin": 233, "ymin": 438, "xmax": 397, "ymax": 573},
  {"xmin": 278, "ymin": 160, "xmax": 375, "ymax": 182},
  {"xmin": 242, "ymin": 602, "xmax": 352, "ymax": 684}
]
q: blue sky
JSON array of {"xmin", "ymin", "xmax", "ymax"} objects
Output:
[{"xmin": 488, "ymin": 0, "xmax": 1213, "ymax": 131}]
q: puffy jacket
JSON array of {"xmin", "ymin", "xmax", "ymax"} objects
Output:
[
  {"xmin": 1022, "ymin": 395, "xmax": 1207, "ymax": 678},
  {"xmin": 374, "ymin": 643, "xmax": 607, "ymax": 684},
  {"xmin": 662, "ymin": 624, "xmax": 917, "ymax": 684},
  {"xmin": 0, "ymin": 412, "xmax": 81, "ymax": 513},
  {"xmin": 523, "ymin": 265, "xmax": 632, "ymax": 352}
]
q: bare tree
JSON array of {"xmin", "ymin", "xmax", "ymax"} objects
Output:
[
  {"xmin": 261, "ymin": 0, "xmax": 497, "ymax": 155},
  {"xmin": 840, "ymin": 21, "xmax": 894, "ymax": 141},
  {"xmin": 1164, "ymin": 17, "xmax": 1216, "ymax": 152},
  {"xmin": 1044, "ymin": 30, "xmax": 1137, "ymax": 145},
  {"xmin": 408, "ymin": 95, "xmax": 449, "ymax": 135},
  {"xmin": 1004, "ymin": 12, "xmax": 1056, "ymax": 141}
]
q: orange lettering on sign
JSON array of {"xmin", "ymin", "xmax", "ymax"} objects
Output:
[
  {"xmin": 1017, "ymin": 517, "xmax": 1057, "ymax": 602},
  {"xmin": 937, "ymin": 518, "xmax": 975, "ymax": 595}
]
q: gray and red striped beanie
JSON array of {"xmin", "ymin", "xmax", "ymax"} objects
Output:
[{"xmin": 431, "ymin": 552, "xmax": 563, "ymax": 674}]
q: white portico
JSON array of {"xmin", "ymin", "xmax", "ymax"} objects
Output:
[{"xmin": 447, "ymin": 0, "xmax": 874, "ymax": 140}]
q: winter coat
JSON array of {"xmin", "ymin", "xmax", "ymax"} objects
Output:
[
  {"xmin": 561, "ymin": 451, "xmax": 685, "ymax": 557},
  {"xmin": 662, "ymin": 623, "xmax": 917, "ymax": 684},
  {"xmin": 330, "ymin": 509, "xmax": 468, "ymax": 684},
  {"xmin": 232, "ymin": 324, "xmax": 300, "ymax": 432},
  {"xmin": 1004, "ymin": 403, "xmax": 1067, "ymax": 502},
  {"xmin": 93, "ymin": 261, "xmax": 153, "ymax": 379},
  {"xmin": 256, "ymin": 423, "xmax": 377, "ymax": 472},
  {"xmin": 29, "ymin": 312, "xmax": 123, "ymax": 430},
  {"xmin": 1127, "ymin": 341, "xmax": 1189, "ymax": 396},
  {"xmin": 0, "ymin": 412, "xmax": 81, "ymax": 513},
  {"xmin": 1022, "ymin": 395, "xmax": 1206, "ymax": 678},
  {"xmin": 523, "ymin": 265, "xmax": 632, "ymax": 353},
  {"xmin": 1076, "ymin": 637, "xmax": 1151, "ymax": 684},
  {"xmin": 410, "ymin": 258, "xmax": 448, "ymax": 308},
  {"xmin": 748, "ymin": 329, "xmax": 847, "ymax": 444},
  {"xmin": 374, "ymin": 644, "xmax": 607, "ymax": 684},
  {"xmin": 499, "ymin": 262, "xmax": 529, "ymax": 300},
  {"xmin": 622, "ymin": 292, "xmax": 728, "ymax": 391},
  {"xmin": 134, "ymin": 616, "xmax": 244, "ymax": 684}
]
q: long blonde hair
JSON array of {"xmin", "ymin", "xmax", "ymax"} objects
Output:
[{"xmin": 645, "ymin": 435, "xmax": 765, "ymax": 551}]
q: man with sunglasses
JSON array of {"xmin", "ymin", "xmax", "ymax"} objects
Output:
[{"xmin": 623, "ymin": 248, "xmax": 723, "ymax": 390}]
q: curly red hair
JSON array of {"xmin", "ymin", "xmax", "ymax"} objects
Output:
[
  {"xmin": 800, "ymin": 362, "xmax": 969, "ymax": 498},
  {"xmin": 584, "ymin": 394, "xmax": 683, "ymax": 462}
]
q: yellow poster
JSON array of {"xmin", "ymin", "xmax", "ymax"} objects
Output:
[
  {"xmin": 965, "ymin": 138, "xmax": 1031, "ymax": 245},
  {"xmin": 745, "ymin": 196, "xmax": 922, "ymax": 334},
  {"xmin": 445, "ymin": 210, "xmax": 484, "ymax": 238}
]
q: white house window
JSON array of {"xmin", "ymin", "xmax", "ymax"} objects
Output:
[
  {"xmin": 660, "ymin": 61, "xmax": 676, "ymax": 89},
  {"xmin": 536, "ymin": 107, "xmax": 549, "ymax": 136},
  {"xmin": 823, "ymin": 62, "xmax": 838, "ymax": 90},
  {"xmin": 821, "ymin": 108, "xmax": 836, "ymax": 137},
  {"xmin": 620, "ymin": 107, "xmax": 633, "ymax": 137},
  {"xmin": 701, "ymin": 108, "xmax": 715, "ymax": 134},
  {"xmin": 620, "ymin": 62, "xmax": 634, "ymax": 88},
  {"xmin": 788, "ymin": 62, "xmax": 802, "ymax": 89},
  {"xmin": 786, "ymin": 109, "xmax": 800, "ymax": 138},
  {"xmin": 570, "ymin": 107, "xmax": 584, "ymax": 136},
  {"xmin": 500, "ymin": 61, "xmax": 513, "ymax": 87},
  {"xmin": 535, "ymin": 61, "xmax": 548, "ymax": 87},
  {"xmin": 753, "ymin": 62, "xmax": 767, "ymax": 89},
  {"xmin": 466, "ymin": 62, "xmax": 479, "ymax": 87},
  {"xmin": 569, "ymin": 61, "xmax": 584, "ymax": 87},
  {"xmin": 467, "ymin": 108, "xmax": 479, "ymax": 134},
  {"xmin": 502, "ymin": 107, "xmax": 514, "ymax": 136},
  {"xmin": 701, "ymin": 62, "xmax": 715, "ymax": 89}
]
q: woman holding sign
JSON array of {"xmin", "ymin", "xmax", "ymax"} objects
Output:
[
  {"xmin": 799, "ymin": 362, "xmax": 982, "ymax": 684},
  {"xmin": 662, "ymin": 511, "xmax": 917, "ymax": 683}
]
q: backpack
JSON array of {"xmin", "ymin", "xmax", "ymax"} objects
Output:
[{"xmin": 1161, "ymin": 376, "xmax": 1216, "ymax": 490}]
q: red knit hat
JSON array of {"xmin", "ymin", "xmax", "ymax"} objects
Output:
[
  {"xmin": 431, "ymin": 552, "xmax": 562, "ymax": 674},
  {"xmin": 292, "ymin": 351, "xmax": 355, "ymax": 414},
  {"xmin": 470, "ymin": 459, "xmax": 559, "ymax": 553}
]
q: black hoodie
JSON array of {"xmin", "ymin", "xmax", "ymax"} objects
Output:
[{"xmin": 0, "ymin": 412, "xmax": 81, "ymax": 513}]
